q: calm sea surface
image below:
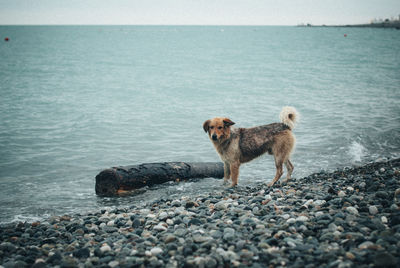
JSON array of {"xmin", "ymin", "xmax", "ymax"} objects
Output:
[{"xmin": 0, "ymin": 26, "xmax": 399, "ymax": 223}]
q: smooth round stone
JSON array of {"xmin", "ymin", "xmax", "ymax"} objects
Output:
[
  {"xmin": 346, "ymin": 206, "xmax": 358, "ymax": 215},
  {"xmin": 303, "ymin": 200, "xmax": 313, "ymax": 207},
  {"xmin": 146, "ymin": 213, "xmax": 156, "ymax": 219},
  {"xmin": 185, "ymin": 200, "xmax": 196, "ymax": 208},
  {"xmin": 153, "ymin": 224, "xmax": 167, "ymax": 232},
  {"xmin": 390, "ymin": 203, "xmax": 398, "ymax": 211},
  {"xmin": 223, "ymin": 228, "xmax": 235, "ymax": 241},
  {"xmin": 73, "ymin": 247, "xmax": 90, "ymax": 259},
  {"xmin": 314, "ymin": 200, "xmax": 326, "ymax": 206},
  {"xmin": 224, "ymin": 227, "xmax": 235, "ymax": 234},
  {"xmin": 150, "ymin": 247, "xmax": 163, "ymax": 255},
  {"xmin": 174, "ymin": 228, "xmax": 187, "ymax": 237},
  {"xmin": 194, "ymin": 256, "xmax": 206, "ymax": 267},
  {"xmin": 100, "ymin": 244, "xmax": 112, "ymax": 253},
  {"xmin": 394, "ymin": 188, "xmax": 400, "ymax": 196},
  {"xmin": 132, "ymin": 219, "xmax": 141, "ymax": 228},
  {"xmin": 210, "ymin": 230, "xmax": 222, "ymax": 239},
  {"xmin": 296, "ymin": 216, "xmax": 309, "ymax": 222},
  {"xmin": 375, "ymin": 191, "xmax": 389, "ymax": 199},
  {"xmin": 158, "ymin": 212, "xmax": 168, "ymax": 221},
  {"xmin": 204, "ymin": 257, "xmax": 217, "ymax": 268},
  {"xmin": 358, "ymin": 241, "xmax": 374, "ymax": 249},
  {"xmin": 214, "ymin": 201, "xmax": 228, "ymax": 210},
  {"xmin": 171, "ymin": 200, "xmax": 181, "ymax": 207},
  {"xmin": 345, "ymin": 252, "xmax": 356, "ymax": 260},
  {"xmin": 264, "ymin": 194, "xmax": 272, "ymax": 200},
  {"xmin": 164, "ymin": 234, "xmax": 176, "ymax": 243},
  {"xmin": 286, "ymin": 218, "xmax": 296, "ymax": 224},
  {"xmin": 315, "ymin": 211, "xmax": 324, "ymax": 217},
  {"xmin": 369, "ymin": 205, "xmax": 378, "ymax": 215},
  {"xmin": 192, "ymin": 234, "xmax": 212, "ymax": 243},
  {"xmin": 346, "ymin": 186, "xmax": 354, "ymax": 191},
  {"xmin": 359, "ymin": 182, "xmax": 366, "ymax": 188},
  {"xmin": 108, "ymin": 260, "xmax": 119, "ymax": 268}
]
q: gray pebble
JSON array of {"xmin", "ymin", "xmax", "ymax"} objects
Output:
[{"xmin": 369, "ymin": 205, "xmax": 378, "ymax": 215}]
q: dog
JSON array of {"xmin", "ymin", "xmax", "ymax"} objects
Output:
[{"xmin": 203, "ymin": 106, "xmax": 298, "ymax": 187}]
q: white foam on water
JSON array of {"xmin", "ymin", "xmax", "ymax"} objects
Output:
[
  {"xmin": 2, "ymin": 214, "xmax": 48, "ymax": 225},
  {"xmin": 348, "ymin": 141, "xmax": 367, "ymax": 163}
]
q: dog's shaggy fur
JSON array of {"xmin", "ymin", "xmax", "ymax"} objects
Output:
[{"xmin": 203, "ymin": 107, "xmax": 298, "ymax": 187}]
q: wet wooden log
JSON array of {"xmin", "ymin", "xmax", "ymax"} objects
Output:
[{"xmin": 95, "ymin": 162, "xmax": 224, "ymax": 196}]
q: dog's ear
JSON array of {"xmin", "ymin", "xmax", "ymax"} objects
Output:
[
  {"xmin": 203, "ymin": 120, "xmax": 211, "ymax": 133},
  {"xmin": 223, "ymin": 118, "xmax": 235, "ymax": 127}
]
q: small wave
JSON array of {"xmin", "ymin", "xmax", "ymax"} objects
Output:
[
  {"xmin": 3, "ymin": 214, "xmax": 49, "ymax": 225},
  {"xmin": 348, "ymin": 140, "xmax": 367, "ymax": 163}
]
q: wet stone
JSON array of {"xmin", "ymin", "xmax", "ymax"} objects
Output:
[
  {"xmin": 188, "ymin": 218, "xmax": 203, "ymax": 226},
  {"xmin": 375, "ymin": 191, "xmax": 389, "ymax": 199},
  {"xmin": 132, "ymin": 218, "xmax": 141, "ymax": 228},
  {"xmin": 185, "ymin": 200, "xmax": 196, "ymax": 208},
  {"xmin": 374, "ymin": 252, "xmax": 397, "ymax": 267},
  {"xmin": 73, "ymin": 247, "xmax": 90, "ymax": 259}
]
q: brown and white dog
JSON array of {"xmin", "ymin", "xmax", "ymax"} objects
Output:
[{"xmin": 203, "ymin": 107, "xmax": 298, "ymax": 187}]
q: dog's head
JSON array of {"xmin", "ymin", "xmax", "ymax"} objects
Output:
[{"xmin": 203, "ymin": 117, "xmax": 235, "ymax": 142}]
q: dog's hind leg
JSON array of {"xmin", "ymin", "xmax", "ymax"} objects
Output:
[
  {"xmin": 267, "ymin": 157, "xmax": 284, "ymax": 187},
  {"xmin": 269, "ymin": 131, "xmax": 295, "ymax": 186},
  {"xmin": 284, "ymin": 159, "xmax": 294, "ymax": 180}
]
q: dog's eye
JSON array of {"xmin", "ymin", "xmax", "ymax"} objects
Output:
[
  {"xmin": 218, "ymin": 126, "xmax": 223, "ymax": 130},
  {"xmin": 210, "ymin": 126, "xmax": 214, "ymax": 129}
]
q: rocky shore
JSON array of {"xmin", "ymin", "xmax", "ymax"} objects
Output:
[{"xmin": 1, "ymin": 158, "xmax": 399, "ymax": 268}]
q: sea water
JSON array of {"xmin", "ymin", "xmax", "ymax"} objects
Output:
[{"xmin": 0, "ymin": 26, "xmax": 399, "ymax": 223}]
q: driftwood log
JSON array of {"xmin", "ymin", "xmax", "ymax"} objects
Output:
[{"xmin": 95, "ymin": 162, "xmax": 224, "ymax": 196}]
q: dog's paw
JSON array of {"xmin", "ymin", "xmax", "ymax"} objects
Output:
[{"xmin": 267, "ymin": 182, "xmax": 275, "ymax": 187}]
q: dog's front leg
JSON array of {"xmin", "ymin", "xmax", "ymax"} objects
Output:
[
  {"xmin": 223, "ymin": 162, "xmax": 231, "ymax": 185},
  {"xmin": 230, "ymin": 162, "xmax": 240, "ymax": 187}
]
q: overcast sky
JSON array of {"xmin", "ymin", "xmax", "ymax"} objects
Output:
[{"xmin": 0, "ymin": 0, "xmax": 399, "ymax": 26}]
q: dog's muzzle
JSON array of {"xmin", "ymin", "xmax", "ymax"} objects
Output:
[{"xmin": 212, "ymin": 134, "xmax": 218, "ymax": 141}]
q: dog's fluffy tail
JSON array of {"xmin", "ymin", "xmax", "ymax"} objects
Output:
[{"xmin": 280, "ymin": 106, "xmax": 299, "ymax": 130}]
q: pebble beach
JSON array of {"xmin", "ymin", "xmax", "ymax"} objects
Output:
[{"xmin": 1, "ymin": 158, "xmax": 399, "ymax": 268}]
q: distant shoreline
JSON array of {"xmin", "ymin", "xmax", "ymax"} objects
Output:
[{"xmin": 299, "ymin": 21, "xmax": 400, "ymax": 29}]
